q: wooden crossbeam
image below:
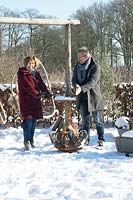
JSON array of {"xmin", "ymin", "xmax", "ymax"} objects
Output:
[{"xmin": 0, "ymin": 17, "xmax": 80, "ymax": 25}]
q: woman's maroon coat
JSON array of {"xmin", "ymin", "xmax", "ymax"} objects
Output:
[{"xmin": 17, "ymin": 67, "xmax": 49, "ymax": 120}]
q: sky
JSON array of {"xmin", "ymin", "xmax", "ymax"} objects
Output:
[{"xmin": 0, "ymin": 0, "xmax": 110, "ymax": 19}]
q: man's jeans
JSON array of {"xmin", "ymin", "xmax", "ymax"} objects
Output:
[
  {"xmin": 23, "ymin": 119, "xmax": 36, "ymax": 142},
  {"xmin": 80, "ymin": 103, "xmax": 104, "ymax": 142}
]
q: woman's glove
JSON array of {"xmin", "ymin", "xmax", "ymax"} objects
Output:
[
  {"xmin": 37, "ymin": 92, "xmax": 52, "ymax": 99},
  {"xmin": 45, "ymin": 92, "xmax": 53, "ymax": 99}
]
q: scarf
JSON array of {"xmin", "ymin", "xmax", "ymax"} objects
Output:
[{"xmin": 77, "ymin": 57, "xmax": 91, "ymax": 85}]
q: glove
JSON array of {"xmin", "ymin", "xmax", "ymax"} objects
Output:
[
  {"xmin": 36, "ymin": 93, "xmax": 44, "ymax": 98},
  {"xmin": 45, "ymin": 92, "xmax": 53, "ymax": 99},
  {"xmin": 37, "ymin": 92, "xmax": 52, "ymax": 99}
]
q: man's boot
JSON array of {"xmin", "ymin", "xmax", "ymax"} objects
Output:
[
  {"xmin": 30, "ymin": 140, "xmax": 35, "ymax": 148},
  {"xmin": 24, "ymin": 141, "xmax": 30, "ymax": 150}
]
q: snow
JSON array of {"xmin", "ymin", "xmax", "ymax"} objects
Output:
[
  {"xmin": 115, "ymin": 116, "xmax": 130, "ymax": 130},
  {"xmin": 0, "ymin": 126, "xmax": 133, "ymax": 200},
  {"xmin": 54, "ymin": 96, "xmax": 76, "ymax": 101},
  {"xmin": 122, "ymin": 130, "xmax": 133, "ymax": 138}
]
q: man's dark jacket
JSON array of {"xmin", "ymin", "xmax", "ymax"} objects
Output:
[{"xmin": 72, "ymin": 57, "xmax": 103, "ymax": 112}]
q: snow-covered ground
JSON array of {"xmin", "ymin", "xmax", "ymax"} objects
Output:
[{"xmin": 0, "ymin": 126, "xmax": 133, "ymax": 200}]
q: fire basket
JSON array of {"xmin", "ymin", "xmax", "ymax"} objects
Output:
[{"xmin": 49, "ymin": 96, "xmax": 88, "ymax": 152}]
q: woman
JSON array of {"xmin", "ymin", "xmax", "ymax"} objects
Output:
[{"xmin": 17, "ymin": 56, "xmax": 51, "ymax": 150}]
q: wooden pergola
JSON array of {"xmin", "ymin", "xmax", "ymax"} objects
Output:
[{"xmin": 0, "ymin": 17, "xmax": 80, "ymax": 96}]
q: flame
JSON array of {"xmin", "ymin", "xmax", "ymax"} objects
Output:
[
  {"xmin": 60, "ymin": 130, "xmax": 65, "ymax": 139},
  {"xmin": 67, "ymin": 123, "xmax": 79, "ymax": 137}
]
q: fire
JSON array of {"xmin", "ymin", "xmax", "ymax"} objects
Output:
[
  {"xmin": 60, "ymin": 130, "xmax": 65, "ymax": 139},
  {"xmin": 66, "ymin": 116, "xmax": 79, "ymax": 137}
]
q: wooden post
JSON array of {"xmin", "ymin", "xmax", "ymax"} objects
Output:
[
  {"xmin": 65, "ymin": 23, "xmax": 72, "ymax": 97},
  {"xmin": 0, "ymin": 25, "xmax": 2, "ymax": 58},
  {"xmin": 65, "ymin": 24, "xmax": 72, "ymax": 128}
]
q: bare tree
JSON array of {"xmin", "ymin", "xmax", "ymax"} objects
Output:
[{"xmin": 111, "ymin": 0, "xmax": 133, "ymax": 72}]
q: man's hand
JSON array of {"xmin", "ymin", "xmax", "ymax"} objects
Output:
[
  {"xmin": 72, "ymin": 84, "xmax": 81, "ymax": 96},
  {"xmin": 75, "ymin": 84, "xmax": 81, "ymax": 95}
]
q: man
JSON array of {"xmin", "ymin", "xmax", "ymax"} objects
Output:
[
  {"xmin": 72, "ymin": 47, "xmax": 105, "ymax": 148},
  {"xmin": 17, "ymin": 56, "xmax": 51, "ymax": 150}
]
